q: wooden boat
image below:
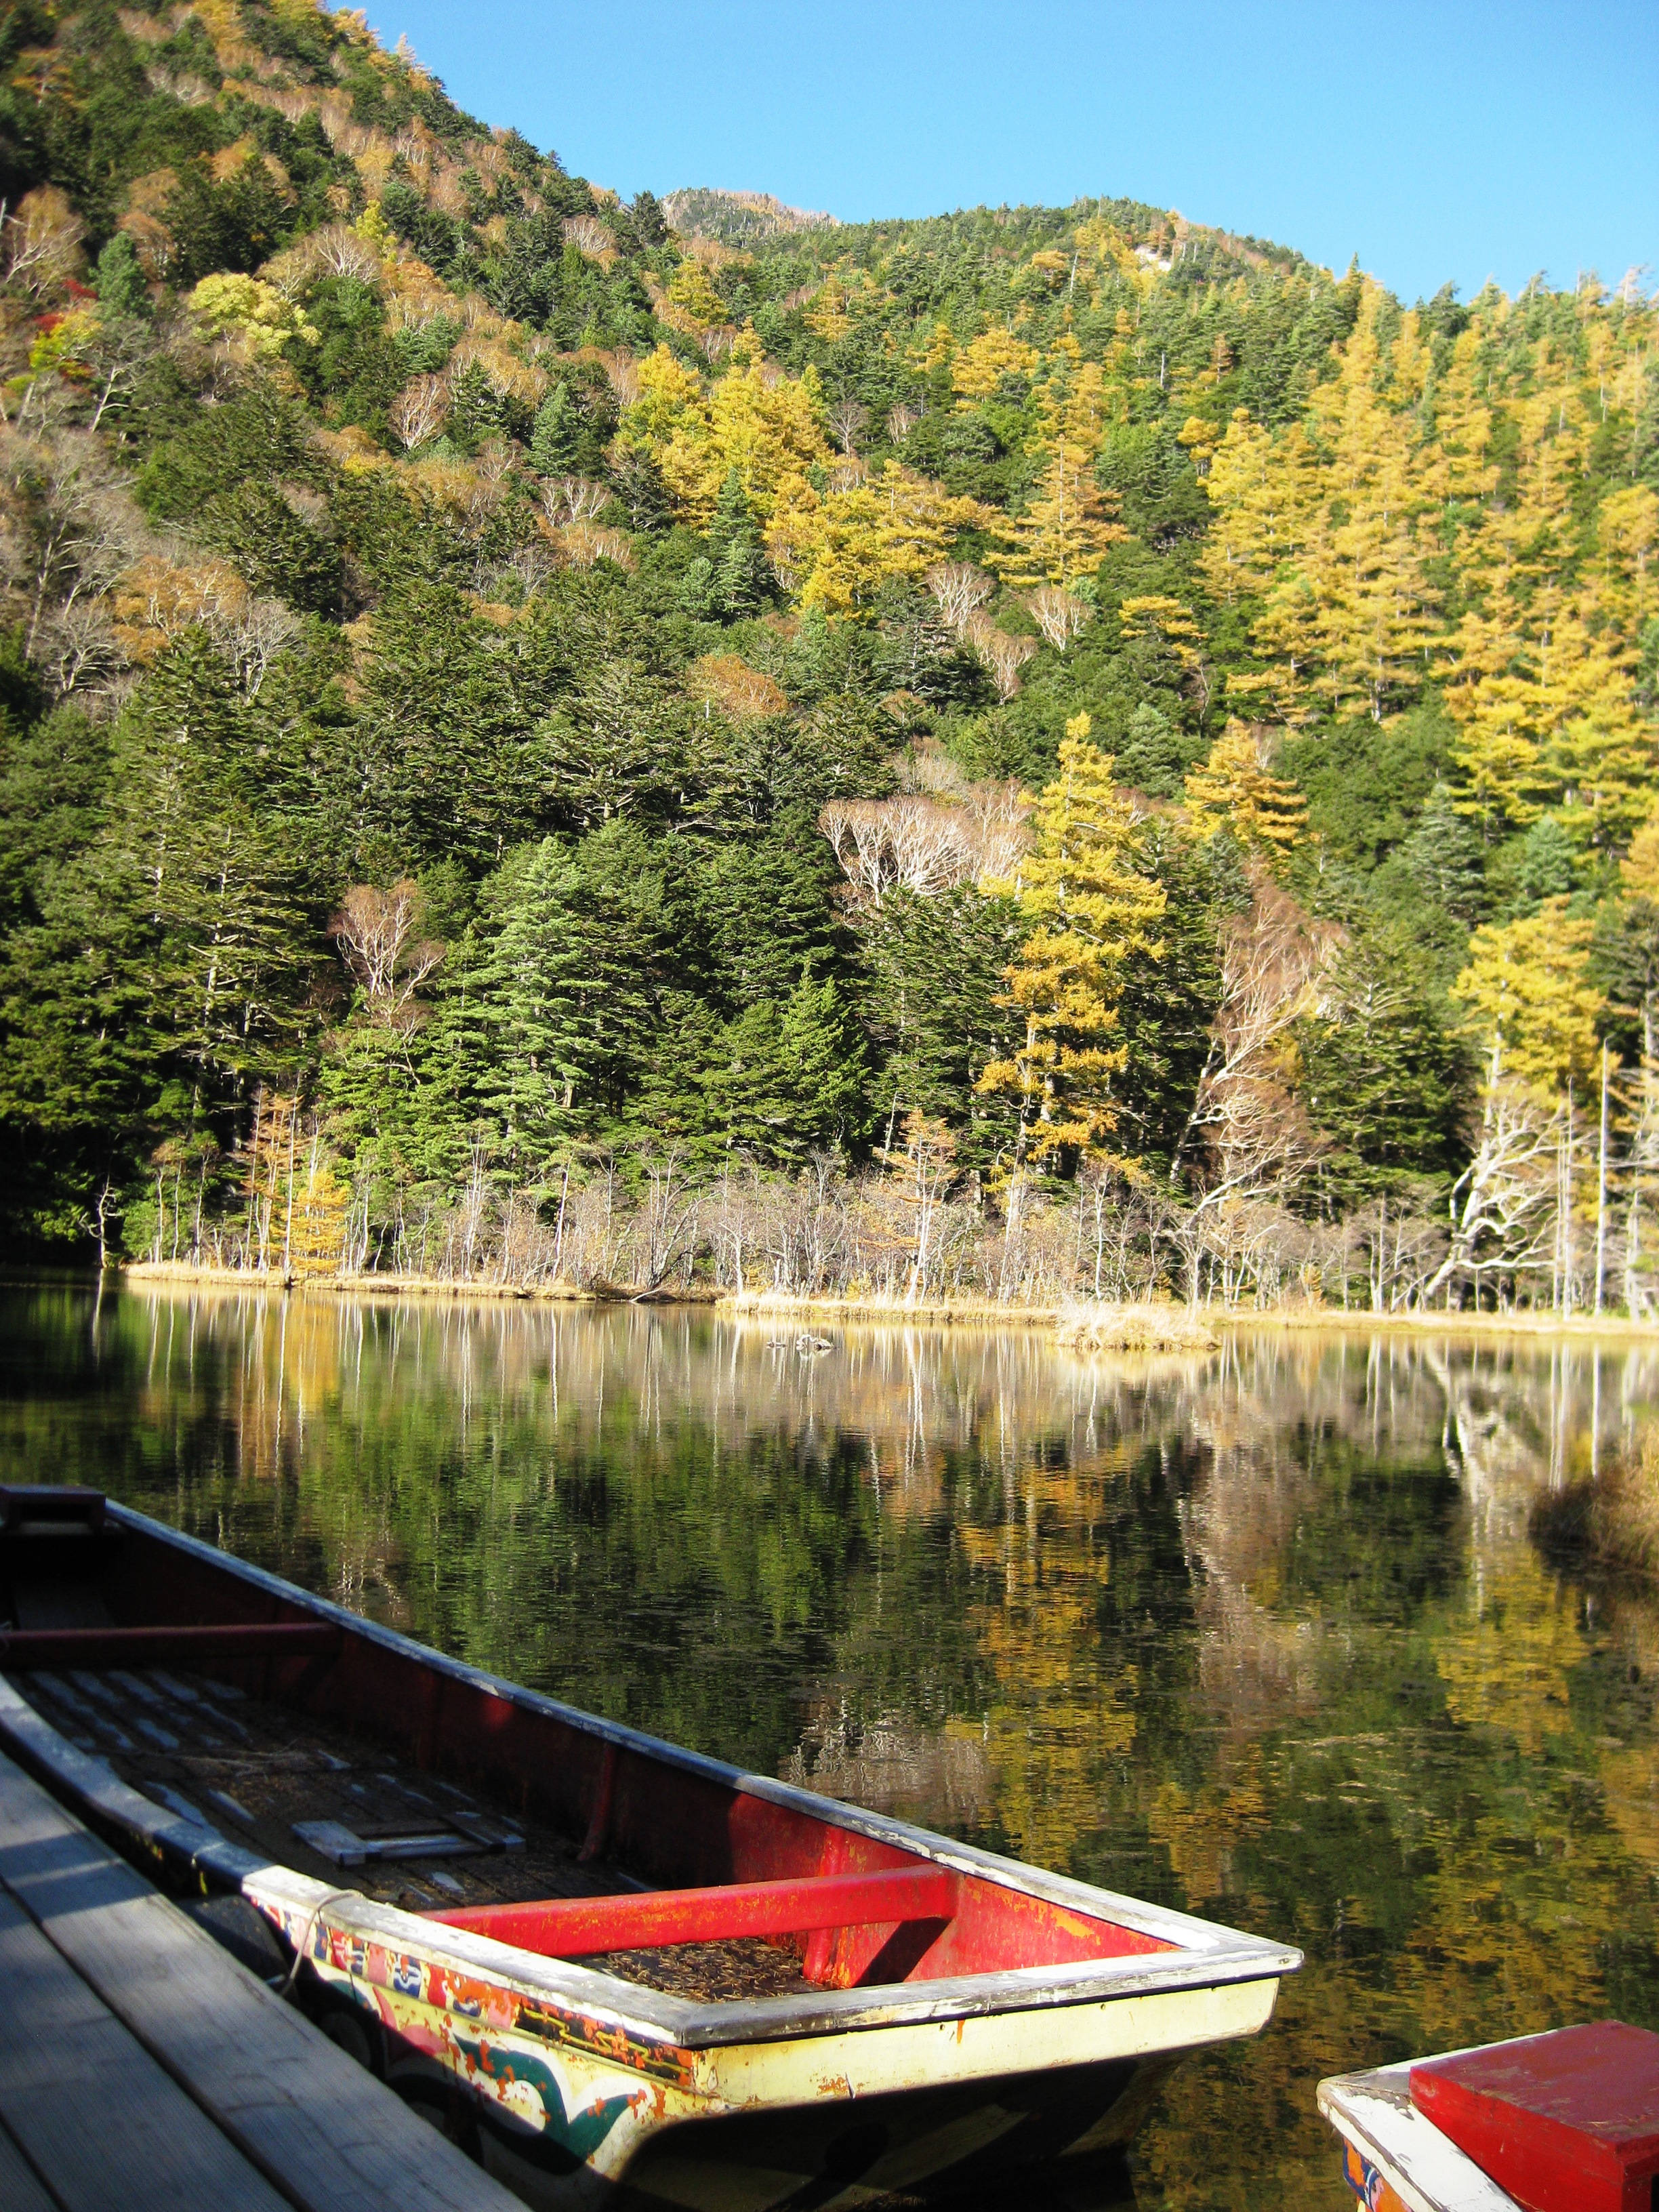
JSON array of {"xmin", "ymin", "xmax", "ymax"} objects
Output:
[
  {"xmin": 0, "ymin": 1487, "xmax": 1300, "ymax": 2209},
  {"xmin": 1321, "ymin": 2024, "xmax": 1659, "ymax": 2212},
  {"xmin": 1320, "ymin": 2060, "xmax": 1522, "ymax": 2212}
]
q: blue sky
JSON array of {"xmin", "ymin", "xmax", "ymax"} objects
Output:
[{"xmin": 369, "ymin": 1, "xmax": 1656, "ymax": 303}]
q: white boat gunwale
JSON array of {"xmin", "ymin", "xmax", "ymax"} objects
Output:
[
  {"xmin": 1318, "ymin": 2057, "xmax": 1524, "ymax": 2212},
  {"xmin": 0, "ymin": 1500, "xmax": 1300, "ymax": 2051}
]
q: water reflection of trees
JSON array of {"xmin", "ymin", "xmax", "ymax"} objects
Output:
[{"xmin": 7, "ymin": 1288, "xmax": 1659, "ymax": 2212}]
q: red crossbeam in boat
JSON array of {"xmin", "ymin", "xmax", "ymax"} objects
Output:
[
  {"xmin": 0, "ymin": 1622, "xmax": 342, "ymax": 1666},
  {"xmin": 427, "ymin": 1864, "xmax": 960, "ymax": 1957}
]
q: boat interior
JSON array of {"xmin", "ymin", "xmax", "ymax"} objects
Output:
[{"xmin": 0, "ymin": 1488, "xmax": 1179, "ymax": 2003}]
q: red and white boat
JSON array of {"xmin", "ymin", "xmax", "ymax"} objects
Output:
[
  {"xmin": 1320, "ymin": 2022, "xmax": 1659, "ymax": 2212},
  {"xmin": 0, "ymin": 1488, "xmax": 1300, "ymax": 2207}
]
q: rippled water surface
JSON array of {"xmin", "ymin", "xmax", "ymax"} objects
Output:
[{"xmin": 4, "ymin": 1282, "xmax": 1659, "ymax": 2208}]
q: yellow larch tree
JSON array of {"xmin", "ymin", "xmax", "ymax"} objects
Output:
[
  {"xmin": 1446, "ymin": 382, "xmax": 1654, "ymax": 845},
  {"xmin": 661, "ymin": 255, "xmax": 726, "ymax": 336},
  {"xmin": 1536, "ymin": 596, "xmax": 1654, "ymax": 847},
  {"xmin": 703, "ymin": 351, "xmax": 828, "ymax": 513},
  {"xmin": 992, "ymin": 443, "xmax": 1126, "ymax": 590},
  {"xmin": 804, "ymin": 273, "xmax": 853, "ymax": 341},
  {"xmin": 976, "ymin": 717, "xmax": 1166, "ymax": 1225},
  {"xmin": 950, "ymin": 326, "xmax": 1038, "ymax": 405},
  {"xmin": 1298, "ymin": 282, "xmax": 1443, "ymax": 718},
  {"xmin": 914, "ymin": 319, "xmax": 955, "ymax": 379},
  {"xmin": 1622, "ymin": 802, "xmax": 1659, "ymax": 901},
  {"xmin": 1450, "ymin": 901, "xmax": 1604, "ymax": 1100},
  {"xmin": 771, "ymin": 464, "xmax": 993, "ymax": 618},
  {"xmin": 1595, "ymin": 485, "xmax": 1659, "ymax": 647},
  {"xmin": 1071, "ymin": 214, "xmax": 1145, "ymax": 295},
  {"xmin": 989, "ymin": 342, "xmax": 1126, "ymax": 591},
  {"xmin": 1119, "ymin": 594, "xmax": 1203, "ymax": 668},
  {"xmin": 620, "ymin": 340, "xmax": 828, "ymax": 525},
  {"xmin": 1218, "ymin": 285, "xmax": 1449, "ymax": 724},
  {"xmin": 623, "ymin": 343, "xmax": 704, "ymax": 453},
  {"xmin": 1431, "ymin": 325, "xmax": 1500, "ymax": 503},
  {"xmin": 1197, "ymin": 408, "xmax": 1318, "ymax": 605},
  {"xmin": 1445, "ymin": 647, "xmax": 1553, "ymax": 834},
  {"xmin": 1182, "ymin": 721, "xmax": 1308, "ymax": 863}
]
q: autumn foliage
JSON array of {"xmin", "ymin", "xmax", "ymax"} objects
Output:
[{"xmin": 0, "ymin": 0, "xmax": 1654, "ymax": 1317}]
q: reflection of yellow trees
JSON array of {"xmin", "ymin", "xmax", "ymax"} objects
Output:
[
  {"xmin": 956, "ymin": 1462, "xmax": 1141, "ymax": 1870},
  {"xmin": 1147, "ymin": 1748, "xmax": 1271, "ymax": 1906},
  {"xmin": 56, "ymin": 1292, "xmax": 1659, "ymax": 2212},
  {"xmin": 1435, "ymin": 1549, "xmax": 1586, "ymax": 1755},
  {"xmin": 1133, "ymin": 1979, "xmax": 1368, "ymax": 2212},
  {"xmin": 1388, "ymin": 1549, "xmax": 1659, "ymax": 2053},
  {"xmin": 122, "ymin": 1285, "xmax": 412, "ymax": 1626},
  {"xmin": 1601, "ymin": 1732, "xmax": 1659, "ymax": 1881},
  {"xmin": 1403, "ymin": 1761, "xmax": 1642, "ymax": 2056}
]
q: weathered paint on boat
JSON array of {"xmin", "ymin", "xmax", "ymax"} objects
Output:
[
  {"xmin": 1319, "ymin": 2060, "xmax": 1522, "ymax": 2212},
  {"xmin": 0, "ymin": 1497, "xmax": 1301, "ymax": 2208},
  {"xmin": 1340, "ymin": 2137, "xmax": 1414, "ymax": 2212}
]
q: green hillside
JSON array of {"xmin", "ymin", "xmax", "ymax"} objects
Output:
[{"xmin": 1, "ymin": 0, "xmax": 1654, "ymax": 1311}]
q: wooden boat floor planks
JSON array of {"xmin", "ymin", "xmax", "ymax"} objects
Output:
[{"xmin": 0, "ymin": 1747, "xmax": 523, "ymax": 2212}]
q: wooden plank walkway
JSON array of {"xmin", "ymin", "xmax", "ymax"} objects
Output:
[{"xmin": 0, "ymin": 1748, "xmax": 523, "ymax": 2212}]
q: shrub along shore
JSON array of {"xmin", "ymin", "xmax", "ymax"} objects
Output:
[{"xmin": 109, "ymin": 1263, "xmax": 1659, "ymax": 1346}]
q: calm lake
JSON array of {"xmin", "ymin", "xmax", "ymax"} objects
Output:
[{"xmin": 3, "ymin": 1282, "xmax": 1657, "ymax": 2209}]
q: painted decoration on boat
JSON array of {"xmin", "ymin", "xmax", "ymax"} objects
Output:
[
  {"xmin": 1341, "ymin": 2139, "xmax": 1409, "ymax": 2212},
  {"xmin": 253, "ymin": 1885, "xmax": 687, "ymax": 2179}
]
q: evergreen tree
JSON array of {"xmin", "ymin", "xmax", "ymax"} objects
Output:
[
  {"xmin": 473, "ymin": 840, "xmax": 589, "ymax": 1179},
  {"xmin": 1515, "ymin": 815, "xmax": 1578, "ymax": 907},
  {"xmin": 859, "ymin": 884, "xmax": 1023, "ymax": 1166},
  {"xmin": 529, "ymin": 382, "xmax": 581, "ymax": 476},
  {"xmin": 444, "ymin": 361, "xmax": 504, "ymax": 453},
  {"xmin": 106, "ymin": 635, "xmax": 315, "ymax": 1096},
  {"xmin": 701, "ymin": 1001, "xmax": 797, "ymax": 1164},
  {"xmin": 778, "ymin": 967, "xmax": 867, "ymax": 1153},
  {"xmin": 357, "ymin": 584, "xmax": 565, "ymax": 867},
  {"xmin": 697, "ymin": 821, "xmax": 842, "ymax": 1006},
  {"xmin": 94, "ymin": 232, "xmax": 150, "ymax": 320},
  {"xmin": 702, "ymin": 969, "xmax": 867, "ymax": 1165},
  {"xmin": 1298, "ymin": 925, "xmax": 1471, "ymax": 1195},
  {"xmin": 630, "ymin": 190, "xmax": 670, "ymax": 247},
  {"xmin": 474, "ymin": 823, "xmax": 670, "ymax": 1155},
  {"xmin": 1399, "ymin": 783, "xmax": 1486, "ymax": 920},
  {"xmin": 706, "ymin": 466, "xmax": 773, "ymax": 616},
  {"xmin": 611, "ymin": 446, "xmax": 672, "ymax": 533},
  {"xmin": 1115, "ymin": 702, "xmax": 1188, "ymax": 798}
]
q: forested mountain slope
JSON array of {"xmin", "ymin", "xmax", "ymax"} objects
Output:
[{"xmin": 1, "ymin": 0, "xmax": 1655, "ymax": 1310}]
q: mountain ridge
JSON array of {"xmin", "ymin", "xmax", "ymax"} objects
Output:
[{"xmin": 663, "ymin": 187, "xmax": 839, "ymax": 249}]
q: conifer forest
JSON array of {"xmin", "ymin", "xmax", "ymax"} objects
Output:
[{"xmin": 1, "ymin": 0, "xmax": 1656, "ymax": 1315}]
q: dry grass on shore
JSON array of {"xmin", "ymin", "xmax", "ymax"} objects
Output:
[
  {"xmin": 725, "ymin": 1288, "xmax": 1060, "ymax": 1328},
  {"xmin": 1224, "ymin": 1300, "xmax": 1659, "ymax": 1340},
  {"xmin": 1053, "ymin": 1302, "xmax": 1221, "ymax": 1354},
  {"xmin": 112, "ymin": 1264, "xmax": 1659, "ymax": 1343}
]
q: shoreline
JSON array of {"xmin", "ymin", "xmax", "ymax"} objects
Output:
[
  {"xmin": 20, "ymin": 1264, "xmax": 1659, "ymax": 1343},
  {"xmin": 1227, "ymin": 1304, "xmax": 1659, "ymax": 1341}
]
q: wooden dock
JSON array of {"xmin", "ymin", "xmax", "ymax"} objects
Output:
[{"xmin": 0, "ymin": 1746, "xmax": 523, "ymax": 2212}]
